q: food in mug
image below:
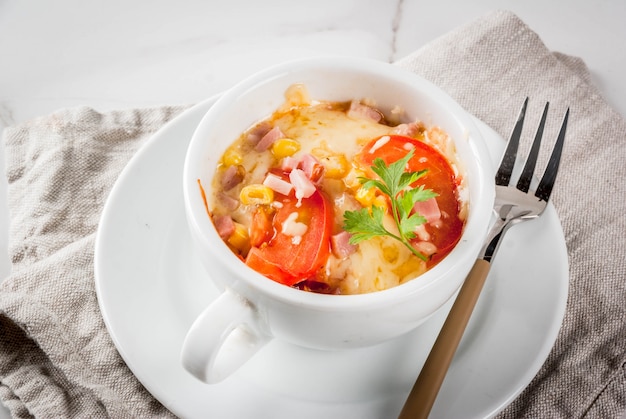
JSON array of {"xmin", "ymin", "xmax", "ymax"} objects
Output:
[{"xmin": 204, "ymin": 84, "xmax": 467, "ymax": 294}]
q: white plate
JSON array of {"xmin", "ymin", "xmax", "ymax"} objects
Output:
[{"xmin": 95, "ymin": 96, "xmax": 568, "ymax": 419}]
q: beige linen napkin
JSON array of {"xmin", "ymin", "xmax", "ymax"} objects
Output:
[
  {"xmin": 1, "ymin": 9, "xmax": 625, "ymax": 418},
  {"xmin": 1, "ymin": 108, "xmax": 186, "ymax": 417},
  {"xmin": 396, "ymin": 11, "xmax": 626, "ymax": 418}
]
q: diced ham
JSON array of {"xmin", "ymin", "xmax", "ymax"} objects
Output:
[
  {"xmin": 263, "ymin": 173, "xmax": 293, "ymax": 196},
  {"xmin": 255, "ymin": 126, "xmax": 284, "ymax": 152},
  {"xmin": 414, "ymin": 224, "xmax": 430, "ymax": 241},
  {"xmin": 281, "ymin": 153, "xmax": 325, "ymax": 182},
  {"xmin": 213, "ymin": 215, "xmax": 235, "ymax": 240},
  {"xmin": 246, "ymin": 121, "xmax": 272, "ymax": 145},
  {"xmin": 221, "ymin": 165, "xmax": 244, "ymax": 191},
  {"xmin": 347, "ymin": 100, "xmax": 383, "ymax": 122},
  {"xmin": 392, "ymin": 121, "xmax": 423, "ymax": 137},
  {"xmin": 413, "ymin": 197, "xmax": 441, "ymax": 224},
  {"xmin": 281, "ymin": 156, "xmax": 299, "ymax": 172},
  {"xmin": 289, "ymin": 168, "xmax": 316, "ymax": 202},
  {"xmin": 413, "ymin": 241, "xmax": 437, "ymax": 257},
  {"xmin": 300, "ymin": 153, "xmax": 324, "ymax": 182},
  {"xmin": 217, "ymin": 192, "xmax": 240, "ymax": 211},
  {"xmin": 331, "ymin": 231, "xmax": 357, "ymax": 259}
]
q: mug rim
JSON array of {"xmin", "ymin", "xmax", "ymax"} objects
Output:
[{"xmin": 183, "ymin": 56, "xmax": 494, "ymax": 311}]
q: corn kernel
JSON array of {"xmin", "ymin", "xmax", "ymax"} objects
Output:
[
  {"xmin": 344, "ymin": 168, "xmax": 366, "ymax": 190},
  {"xmin": 271, "ymin": 138, "xmax": 301, "ymax": 159},
  {"xmin": 222, "ymin": 147, "xmax": 243, "ymax": 166},
  {"xmin": 373, "ymin": 195, "xmax": 389, "ymax": 212},
  {"xmin": 228, "ymin": 222, "xmax": 250, "ymax": 255},
  {"xmin": 239, "ymin": 184, "xmax": 274, "ymax": 205},
  {"xmin": 355, "ymin": 186, "xmax": 376, "ymax": 207},
  {"xmin": 320, "ymin": 154, "xmax": 349, "ymax": 179}
]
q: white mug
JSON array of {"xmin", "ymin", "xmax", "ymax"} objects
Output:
[{"xmin": 181, "ymin": 57, "xmax": 494, "ymax": 383}]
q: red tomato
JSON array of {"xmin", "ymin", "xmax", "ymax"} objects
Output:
[
  {"xmin": 245, "ymin": 189, "xmax": 333, "ymax": 286},
  {"xmin": 359, "ymin": 135, "xmax": 463, "ymax": 266},
  {"xmin": 245, "ymin": 247, "xmax": 295, "ymax": 285},
  {"xmin": 249, "ymin": 207, "xmax": 273, "ymax": 248}
]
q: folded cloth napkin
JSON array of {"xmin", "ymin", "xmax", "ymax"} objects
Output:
[
  {"xmin": 0, "ymin": 107, "xmax": 187, "ymax": 418},
  {"xmin": 1, "ymin": 9, "xmax": 625, "ymax": 418}
]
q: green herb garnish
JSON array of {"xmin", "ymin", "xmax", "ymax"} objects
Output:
[{"xmin": 342, "ymin": 149, "xmax": 437, "ymax": 261}]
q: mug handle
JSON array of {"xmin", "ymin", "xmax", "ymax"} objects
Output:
[{"xmin": 181, "ymin": 288, "xmax": 271, "ymax": 383}]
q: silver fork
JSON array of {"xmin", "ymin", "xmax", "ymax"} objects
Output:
[{"xmin": 398, "ymin": 98, "xmax": 569, "ymax": 419}]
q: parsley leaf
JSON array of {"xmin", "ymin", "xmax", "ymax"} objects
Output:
[
  {"xmin": 342, "ymin": 148, "xmax": 438, "ymax": 261},
  {"xmin": 343, "ymin": 206, "xmax": 389, "ymax": 243}
]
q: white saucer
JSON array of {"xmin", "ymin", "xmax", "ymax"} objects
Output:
[{"xmin": 95, "ymin": 96, "xmax": 568, "ymax": 419}]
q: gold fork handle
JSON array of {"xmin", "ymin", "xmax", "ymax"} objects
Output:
[{"xmin": 398, "ymin": 259, "xmax": 492, "ymax": 419}]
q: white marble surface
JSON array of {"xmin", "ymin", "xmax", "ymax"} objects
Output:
[{"xmin": 0, "ymin": 0, "xmax": 625, "ymax": 416}]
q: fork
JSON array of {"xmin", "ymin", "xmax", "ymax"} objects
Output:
[{"xmin": 398, "ymin": 98, "xmax": 569, "ymax": 419}]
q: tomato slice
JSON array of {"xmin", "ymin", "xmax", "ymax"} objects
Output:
[
  {"xmin": 249, "ymin": 207, "xmax": 273, "ymax": 248},
  {"xmin": 245, "ymin": 247, "xmax": 296, "ymax": 285},
  {"xmin": 358, "ymin": 135, "xmax": 463, "ymax": 266},
  {"xmin": 245, "ymin": 188, "xmax": 333, "ymax": 286}
]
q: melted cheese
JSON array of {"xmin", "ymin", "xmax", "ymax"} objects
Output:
[
  {"xmin": 211, "ymin": 87, "xmax": 464, "ymax": 294},
  {"xmin": 273, "ymin": 105, "xmax": 392, "ymax": 160}
]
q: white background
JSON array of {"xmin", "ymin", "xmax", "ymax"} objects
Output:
[{"xmin": 1, "ymin": 0, "xmax": 625, "ymax": 416}]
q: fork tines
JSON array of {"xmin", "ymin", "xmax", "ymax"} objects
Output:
[{"xmin": 495, "ymin": 98, "xmax": 569, "ymax": 203}]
